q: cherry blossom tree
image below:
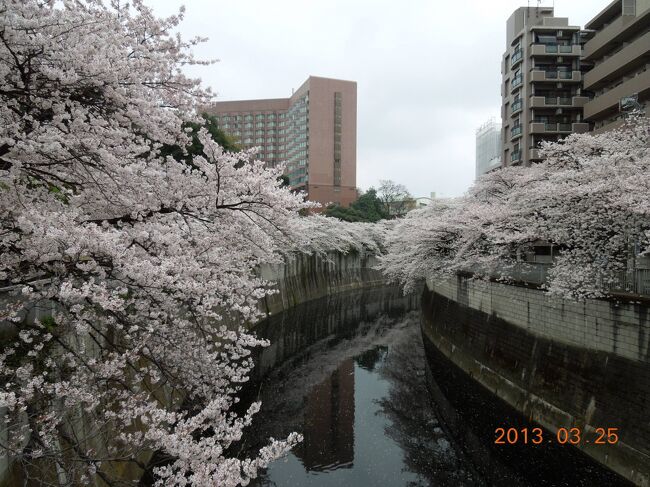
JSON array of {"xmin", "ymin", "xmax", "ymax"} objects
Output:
[
  {"xmin": 289, "ymin": 215, "xmax": 389, "ymax": 256},
  {"xmin": 380, "ymin": 117, "xmax": 650, "ymax": 300},
  {"xmin": 0, "ymin": 0, "xmax": 344, "ymax": 485}
]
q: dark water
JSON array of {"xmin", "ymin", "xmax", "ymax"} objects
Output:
[
  {"xmin": 245, "ymin": 286, "xmax": 477, "ymax": 486},
  {"xmin": 240, "ymin": 286, "xmax": 631, "ymax": 487}
]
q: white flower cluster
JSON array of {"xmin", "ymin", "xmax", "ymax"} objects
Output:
[
  {"xmin": 379, "ymin": 117, "xmax": 650, "ymax": 300},
  {"xmin": 0, "ymin": 1, "xmax": 374, "ymax": 485}
]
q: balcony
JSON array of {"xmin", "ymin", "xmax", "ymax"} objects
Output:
[
  {"xmin": 584, "ymin": 69, "xmax": 650, "ymax": 121},
  {"xmin": 572, "ymin": 122, "xmax": 590, "ymax": 134},
  {"xmin": 511, "ymin": 124, "xmax": 523, "ymax": 139},
  {"xmin": 529, "ymin": 122, "xmax": 556, "ymax": 133},
  {"xmin": 512, "ymin": 74, "xmax": 523, "ymax": 90},
  {"xmin": 583, "ymin": 8, "xmax": 650, "ymax": 61},
  {"xmin": 529, "ymin": 95, "xmax": 590, "ymax": 108},
  {"xmin": 530, "ymin": 44, "xmax": 581, "ymax": 56},
  {"xmin": 511, "ymin": 150, "xmax": 522, "ymax": 163},
  {"xmin": 530, "ymin": 70, "xmax": 582, "ymax": 82},
  {"xmin": 529, "ymin": 148, "xmax": 542, "ymax": 160},
  {"xmin": 511, "ymin": 99, "xmax": 523, "ymax": 115},
  {"xmin": 530, "ymin": 96, "xmax": 570, "ymax": 107},
  {"xmin": 529, "ymin": 122, "xmax": 590, "ymax": 134},
  {"xmin": 511, "ymin": 49, "xmax": 523, "ymax": 68},
  {"xmin": 583, "ymin": 31, "xmax": 650, "ymax": 90},
  {"xmin": 572, "ymin": 96, "xmax": 590, "ymax": 108}
]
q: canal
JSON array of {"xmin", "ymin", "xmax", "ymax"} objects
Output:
[{"xmin": 240, "ymin": 286, "xmax": 632, "ymax": 487}]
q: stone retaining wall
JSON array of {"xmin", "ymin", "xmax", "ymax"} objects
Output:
[
  {"xmin": 422, "ymin": 275, "xmax": 650, "ymax": 486},
  {"xmin": 258, "ymin": 252, "xmax": 385, "ymax": 316}
]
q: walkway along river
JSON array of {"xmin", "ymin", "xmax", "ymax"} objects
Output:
[{"xmin": 232, "ymin": 286, "xmax": 631, "ymax": 487}]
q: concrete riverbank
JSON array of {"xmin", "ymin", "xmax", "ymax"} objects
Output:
[{"xmin": 421, "ymin": 275, "xmax": 650, "ymax": 486}]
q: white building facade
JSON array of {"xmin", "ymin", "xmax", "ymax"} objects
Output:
[{"xmin": 475, "ymin": 118, "xmax": 502, "ymax": 177}]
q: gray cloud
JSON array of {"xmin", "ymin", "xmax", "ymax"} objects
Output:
[{"xmin": 150, "ymin": 0, "xmax": 607, "ymax": 197}]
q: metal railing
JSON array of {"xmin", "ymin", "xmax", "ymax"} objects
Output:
[
  {"xmin": 511, "ymin": 125, "xmax": 522, "ymax": 137},
  {"xmin": 535, "ymin": 96, "xmax": 574, "ymax": 106},
  {"xmin": 511, "ymin": 99, "xmax": 523, "ymax": 113},
  {"xmin": 538, "ymin": 70, "xmax": 576, "ymax": 81},
  {"xmin": 540, "ymin": 44, "xmax": 577, "ymax": 54},
  {"xmin": 535, "ymin": 122, "xmax": 574, "ymax": 132}
]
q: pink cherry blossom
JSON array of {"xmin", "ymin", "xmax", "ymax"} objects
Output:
[
  {"xmin": 380, "ymin": 117, "xmax": 650, "ymax": 300},
  {"xmin": 0, "ymin": 1, "xmax": 384, "ymax": 485}
]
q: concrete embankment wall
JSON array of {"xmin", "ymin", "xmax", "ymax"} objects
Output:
[
  {"xmin": 258, "ymin": 252, "xmax": 385, "ymax": 316},
  {"xmin": 421, "ymin": 275, "xmax": 650, "ymax": 486},
  {"xmin": 0, "ymin": 250, "xmax": 385, "ymax": 486}
]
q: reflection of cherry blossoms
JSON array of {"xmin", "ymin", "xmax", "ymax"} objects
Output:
[
  {"xmin": 380, "ymin": 117, "xmax": 650, "ymax": 300},
  {"xmin": 244, "ymin": 312, "xmax": 416, "ymax": 455},
  {"xmin": 241, "ymin": 304, "xmax": 478, "ymax": 486},
  {"xmin": 0, "ymin": 1, "xmax": 383, "ymax": 485},
  {"xmin": 374, "ymin": 320, "xmax": 480, "ymax": 487}
]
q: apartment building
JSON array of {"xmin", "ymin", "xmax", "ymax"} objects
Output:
[
  {"xmin": 582, "ymin": 0, "xmax": 650, "ymax": 132},
  {"xmin": 501, "ymin": 7, "xmax": 590, "ymax": 167},
  {"xmin": 204, "ymin": 76, "xmax": 357, "ymax": 208},
  {"xmin": 475, "ymin": 118, "xmax": 502, "ymax": 177}
]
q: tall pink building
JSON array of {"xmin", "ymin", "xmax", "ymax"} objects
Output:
[{"xmin": 204, "ymin": 76, "xmax": 357, "ymax": 208}]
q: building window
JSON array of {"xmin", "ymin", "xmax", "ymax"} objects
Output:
[
  {"xmin": 623, "ymin": 0, "xmax": 636, "ymax": 16},
  {"xmin": 333, "ymin": 92, "xmax": 342, "ymax": 187},
  {"xmin": 536, "ymin": 34, "xmax": 557, "ymax": 45}
]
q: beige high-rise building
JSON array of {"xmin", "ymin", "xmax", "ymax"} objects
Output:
[
  {"xmin": 500, "ymin": 2, "xmax": 650, "ymax": 169},
  {"xmin": 501, "ymin": 6, "xmax": 590, "ymax": 167},
  {"xmin": 582, "ymin": 0, "xmax": 650, "ymax": 133},
  {"xmin": 205, "ymin": 76, "xmax": 357, "ymax": 208}
]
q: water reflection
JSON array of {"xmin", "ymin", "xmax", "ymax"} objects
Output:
[
  {"xmin": 375, "ymin": 325, "xmax": 480, "ymax": 486},
  {"xmin": 241, "ymin": 286, "xmax": 629, "ymax": 487},
  {"xmin": 297, "ymin": 358, "xmax": 355, "ymax": 472},
  {"xmin": 244, "ymin": 290, "xmax": 478, "ymax": 487},
  {"xmin": 139, "ymin": 287, "xmax": 629, "ymax": 486}
]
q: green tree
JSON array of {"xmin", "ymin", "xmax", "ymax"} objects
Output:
[
  {"xmin": 278, "ymin": 174, "xmax": 291, "ymax": 188},
  {"xmin": 160, "ymin": 113, "xmax": 240, "ymax": 164},
  {"xmin": 325, "ymin": 188, "xmax": 389, "ymax": 222}
]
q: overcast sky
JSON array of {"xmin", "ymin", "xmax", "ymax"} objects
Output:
[{"xmin": 149, "ymin": 0, "xmax": 608, "ymax": 198}]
